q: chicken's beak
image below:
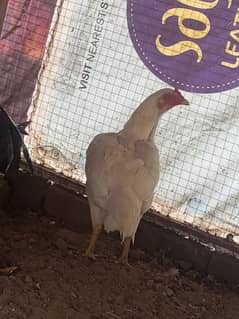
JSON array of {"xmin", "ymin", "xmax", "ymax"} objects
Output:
[{"xmin": 182, "ymin": 98, "xmax": 190, "ymax": 105}]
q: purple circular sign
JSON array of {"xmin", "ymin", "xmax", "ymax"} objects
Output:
[{"xmin": 127, "ymin": 0, "xmax": 239, "ymax": 93}]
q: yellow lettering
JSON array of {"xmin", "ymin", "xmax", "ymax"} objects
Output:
[
  {"xmin": 233, "ymin": 10, "xmax": 239, "ymax": 27},
  {"xmin": 156, "ymin": 35, "xmax": 203, "ymax": 62},
  {"xmin": 162, "ymin": 8, "xmax": 210, "ymax": 39},
  {"xmin": 230, "ymin": 30, "xmax": 239, "ymax": 42},
  {"xmin": 221, "ymin": 57, "xmax": 239, "ymax": 68},
  {"xmin": 177, "ymin": 0, "xmax": 219, "ymax": 10},
  {"xmin": 225, "ymin": 40, "xmax": 239, "ymax": 56}
]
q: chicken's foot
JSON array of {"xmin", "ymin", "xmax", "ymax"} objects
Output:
[
  {"xmin": 84, "ymin": 224, "xmax": 103, "ymax": 260},
  {"xmin": 0, "ymin": 266, "xmax": 18, "ymax": 275},
  {"xmin": 119, "ymin": 237, "xmax": 131, "ymax": 266}
]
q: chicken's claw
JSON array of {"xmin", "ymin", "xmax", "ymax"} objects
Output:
[
  {"xmin": 83, "ymin": 250, "xmax": 97, "ymax": 260},
  {"xmin": 117, "ymin": 257, "xmax": 133, "ymax": 268},
  {"xmin": 84, "ymin": 224, "xmax": 103, "ymax": 260},
  {"xmin": 0, "ymin": 266, "xmax": 18, "ymax": 275}
]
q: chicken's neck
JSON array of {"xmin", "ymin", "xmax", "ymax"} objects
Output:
[{"xmin": 119, "ymin": 104, "xmax": 161, "ymax": 146}]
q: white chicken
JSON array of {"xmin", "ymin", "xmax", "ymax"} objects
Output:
[{"xmin": 84, "ymin": 88, "xmax": 189, "ymax": 265}]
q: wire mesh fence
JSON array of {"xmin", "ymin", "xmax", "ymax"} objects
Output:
[{"xmin": 1, "ymin": 0, "xmax": 239, "ymax": 240}]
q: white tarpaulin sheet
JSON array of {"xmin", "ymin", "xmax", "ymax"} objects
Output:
[{"xmin": 29, "ymin": 0, "xmax": 239, "ymax": 239}]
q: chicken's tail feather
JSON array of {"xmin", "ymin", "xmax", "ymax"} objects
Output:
[{"xmin": 104, "ymin": 188, "xmax": 141, "ymax": 244}]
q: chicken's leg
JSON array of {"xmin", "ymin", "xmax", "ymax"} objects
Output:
[
  {"xmin": 84, "ymin": 224, "xmax": 103, "ymax": 260},
  {"xmin": 119, "ymin": 237, "xmax": 131, "ymax": 266}
]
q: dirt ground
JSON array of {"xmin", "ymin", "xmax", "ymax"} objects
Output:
[{"xmin": 0, "ymin": 210, "xmax": 239, "ymax": 319}]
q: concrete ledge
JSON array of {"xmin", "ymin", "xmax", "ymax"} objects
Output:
[
  {"xmin": 208, "ymin": 253, "xmax": 239, "ymax": 284},
  {"xmin": 44, "ymin": 184, "xmax": 91, "ymax": 233},
  {"xmin": 136, "ymin": 218, "xmax": 211, "ymax": 272},
  {"xmin": 7, "ymin": 170, "xmax": 49, "ymax": 213}
]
